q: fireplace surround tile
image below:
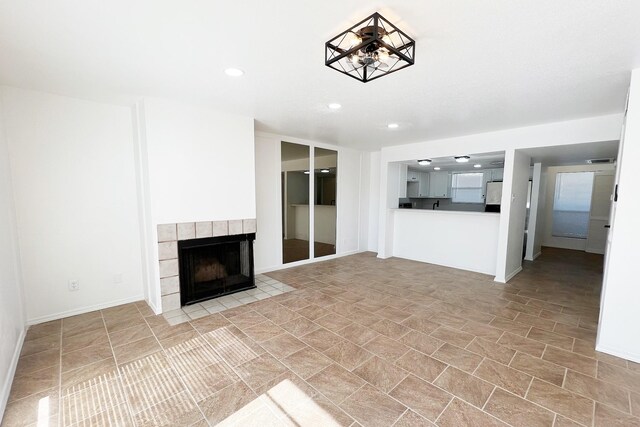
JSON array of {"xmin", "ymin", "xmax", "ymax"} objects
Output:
[
  {"xmin": 161, "ymin": 293, "xmax": 181, "ymax": 312},
  {"xmin": 159, "ymin": 259, "xmax": 179, "ymax": 278},
  {"xmin": 243, "ymin": 219, "xmax": 257, "ymax": 234},
  {"xmin": 212, "ymin": 221, "xmax": 228, "ymax": 237},
  {"xmin": 157, "ymin": 224, "xmax": 177, "ymax": 242},
  {"xmin": 156, "ymin": 219, "xmax": 257, "ymax": 312},
  {"xmin": 177, "ymin": 222, "xmax": 196, "ymax": 240},
  {"xmin": 228, "ymin": 220, "xmax": 243, "ymax": 235},
  {"xmin": 195, "ymin": 222, "xmax": 213, "ymax": 238},
  {"xmin": 158, "ymin": 242, "xmax": 178, "ymax": 260},
  {"xmin": 160, "ymin": 276, "xmax": 179, "ymax": 295}
]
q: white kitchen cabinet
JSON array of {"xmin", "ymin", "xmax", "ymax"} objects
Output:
[
  {"xmin": 407, "ymin": 169, "xmax": 420, "ymax": 182},
  {"xmin": 408, "ymin": 172, "xmax": 430, "ymax": 198},
  {"xmin": 428, "ymin": 172, "xmax": 450, "ymax": 198},
  {"xmin": 399, "ymin": 164, "xmax": 408, "ymax": 198}
]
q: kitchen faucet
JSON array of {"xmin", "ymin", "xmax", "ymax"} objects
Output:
[{"xmin": 432, "ymin": 200, "xmax": 439, "ymax": 210}]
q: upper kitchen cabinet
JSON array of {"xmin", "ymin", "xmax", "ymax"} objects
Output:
[
  {"xmin": 407, "ymin": 169, "xmax": 420, "ymax": 181},
  {"xmin": 407, "ymin": 171, "xmax": 429, "ymax": 197},
  {"xmin": 428, "ymin": 171, "xmax": 450, "ymax": 198}
]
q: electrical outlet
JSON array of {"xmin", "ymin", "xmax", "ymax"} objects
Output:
[{"xmin": 68, "ymin": 279, "xmax": 80, "ymax": 291}]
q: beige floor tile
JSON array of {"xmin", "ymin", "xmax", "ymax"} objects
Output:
[
  {"xmin": 307, "ymin": 363, "xmax": 366, "ymax": 404},
  {"xmin": 315, "ymin": 313, "xmax": 353, "ymax": 332},
  {"xmin": 466, "ymin": 337, "xmax": 515, "ymax": 365},
  {"xmin": 461, "ymin": 321, "xmax": 504, "ymax": 341},
  {"xmin": 61, "ymin": 342, "xmax": 112, "ymax": 372},
  {"xmin": 2, "ymin": 389, "xmax": 59, "ymax": 426},
  {"xmin": 8, "ymin": 366, "xmax": 59, "ymax": 402},
  {"xmin": 335, "ymin": 323, "xmax": 379, "ymax": 346},
  {"xmin": 564, "ymin": 369, "xmax": 630, "ymax": 413},
  {"xmin": 323, "ymin": 340, "xmax": 373, "ymax": 371},
  {"xmin": 437, "ymin": 398, "xmax": 508, "ymax": 427},
  {"xmin": 526, "ymin": 378, "xmax": 594, "ymax": 426},
  {"xmin": 369, "ymin": 318, "xmax": 411, "ymax": 338},
  {"xmin": 353, "ymin": 356, "xmax": 408, "ymax": 393},
  {"xmin": 484, "ymin": 387, "xmax": 555, "ymax": 427},
  {"xmin": 62, "ymin": 328, "xmax": 109, "ymax": 354},
  {"xmin": 542, "ymin": 345, "xmax": 597, "ymax": 376},
  {"xmin": 430, "ymin": 326, "xmax": 475, "ymax": 347},
  {"xmin": 395, "ymin": 349, "xmax": 447, "ymax": 382},
  {"xmin": 362, "ymin": 334, "xmax": 410, "ymax": 362},
  {"xmin": 108, "ymin": 323, "xmax": 153, "ymax": 348},
  {"xmin": 432, "ymin": 343, "xmax": 483, "ymax": 373},
  {"xmin": 236, "ymin": 353, "xmax": 289, "ymax": 390},
  {"xmin": 433, "ymin": 366, "xmax": 494, "ymax": 408},
  {"xmin": 15, "ymin": 348, "xmax": 60, "ymax": 376},
  {"xmin": 281, "ymin": 347, "xmax": 333, "ymax": 379},
  {"xmin": 510, "ymin": 352, "xmax": 566, "ymax": 386},
  {"xmin": 340, "ymin": 384, "xmax": 407, "ymax": 427},
  {"xmin": 497, "ymin": 332, "xmax": 546, "ymax": 358},
  {"xmin": 389, "ymin": 375, "xmax": 452, "ymax": 421},
  {"xmin": 113, "ymin": 336, "xmax": 161, "ymax": 365},
  {"xmin": 401, "ymin": 315, "xmax": 441, "ymax": 335},
  {"xmin": 474, "ymin": 358, "xmax": 533, "ymax": 397},
  {"xmin": 280, "ymin": 316, "xmax": 321, "ymax": 337},
  {"xmin": 594, "ymin": 402, "xmax": 640, "ymax": 427},
  {"xmin": 300, "ymin": 328, "xmax": 345, "ymax": 352},
  {"xmin": 527, "ymin": 327, "xmax": 574, "ymax": 351},
  {"xmin": 398, "ymin": 330, "xmax": 443, "ymax": 355},
  {"xmin": 134, "ymin": 390, "xmax": 202, "ymax": 426}
]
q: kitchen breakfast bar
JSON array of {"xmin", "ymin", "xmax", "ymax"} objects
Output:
[{"xmin": 392, "ymin": 208, "xmax": 501, "ymax": 276}]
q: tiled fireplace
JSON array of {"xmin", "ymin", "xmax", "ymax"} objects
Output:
[{"xmin": 157, "ymin": 219, "xmax": 257, "ymax": 312}]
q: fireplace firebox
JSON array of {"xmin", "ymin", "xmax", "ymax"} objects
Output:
[{"xmin": 178, "ymin": 233, "xmax": 256, "ymax": 306}]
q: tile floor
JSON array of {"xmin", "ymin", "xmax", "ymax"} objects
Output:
[
  {"xmin": 4, "ymin": 248, "xmax": 640, "ymax": 426},
  {"xmin": 161, "ymin": 275, "xmax": 296, "ymax": 325}
]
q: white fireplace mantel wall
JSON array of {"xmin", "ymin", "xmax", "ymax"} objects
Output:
[{"xmin": 135, "ymin": 98, "xmax": 257, "ymax": 313}]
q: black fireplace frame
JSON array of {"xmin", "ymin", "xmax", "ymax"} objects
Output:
[{"xmin": 178, "ymin": 233, "xmax": 256, "ymax": 306}]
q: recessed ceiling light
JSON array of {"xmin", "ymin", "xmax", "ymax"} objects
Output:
[
  {"xmin": 320, "ymin": 169, "xmax": 330, "ymax": 173},
  {"xmin": 328, "ymin": 103, "xmax": 342, "ymax": 110},
  {"xmin": 418, "ymin": 159, "xmax": 431, "ymax": 166},
  {"xmin": 434, "ymin": 167, "xmax": 441, "ymax": 171},
  {"xmin": 303, "ymin": 170, "xmax": 310, "ymax": 175},
  {"xmin": 474, "ymin": 164, "xmax": 482, "ymax": 168},
  {"xmin": 454, "ymin": 155, "xmax": 470, "ymax": 163},
  {"xmin": 224, "ymin": 68, "xmax": 244, "ymax": 77},
  {"xmin": 387, "ymin": 123, "xmax": 399, "ymax": 129}
]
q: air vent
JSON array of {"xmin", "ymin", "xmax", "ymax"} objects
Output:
[{"xmin": 586, "ymin": 158, "xmax": 613, "ymax": 164}]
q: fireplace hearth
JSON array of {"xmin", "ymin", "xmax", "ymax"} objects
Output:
[{"xmin": 178, "ymin": 233, "xmax": 256, "ymax": 306}]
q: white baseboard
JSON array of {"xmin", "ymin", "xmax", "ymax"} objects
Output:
[
  {"xmin": 504, "ymin": 266, "xmax": 523, "ymax": 282},
  {"xmin": 146, "ymin": 298, "xmax": 161, "ymax": 315},
  {"xmin": 255, "ymin": 250, "xmax": 362, "ymax": 274},
  {"xmin": 0, "ymin": 328, "xmax": 26, "ymax": 423},
  {"xmin": 495, "ymin": 266, "xmax": 523, "ymax": 283},
  {"xmin": 532, "ymin": 251, "xmax": 542, "ymax": 260},
  {"xmin": 595, "ymin": 343, "xmax": 640, "ymax": 364},
  {"xmin": 26, "ymin": 294, "xmax": 145, "ymax": 325}
]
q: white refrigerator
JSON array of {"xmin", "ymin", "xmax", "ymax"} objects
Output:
[{"xmin": 485, "ymin": 181, "xmax": 503, "ymax": 206}]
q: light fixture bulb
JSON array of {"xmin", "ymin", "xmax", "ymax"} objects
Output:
[
  {"xmin": 382, "ymin": 34, "xmax": 391, "ymax": 45},
  {"xmin": 321, "ymin": 169, "xmax": 330, "ymax": 173},
  {"xmin": 434, "ymin": 167, "xmax": 441, "ymax": 171},
  {"xmin": 387, "ymin": 123, "xmax": 399, "ymax": 129},
  {"xmin": 348, "ymin": 33, "xmax": 362, "ymax": 47},
  {"xmin": 418, "ymin": 159, "xmax": 431, "ymax": 166},
  {"xmin": 474, "ymin": 164, "xmax": 482, "ymax": 168},
  {"xmin": 224, "ymin": 68, "xmax": 244, "ymax": 77},
  {"xmin": 303, "ymin": 170, "xmax": 310, "ymax": 175},
  {"xmin": 454, "ymin": 156, "xmax": 470, "ymax": 163},
  {"xmin": 328, "ymin": 103, "xmax": 342, "ymax": 110},
  {"xmin": 378, "ymin": 50, "xmax": 390, "ymax": 63}
]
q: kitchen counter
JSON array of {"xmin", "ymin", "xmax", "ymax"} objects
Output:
[{"xmin": 391, "ymin": 208, "xmax": 500, "ymax": 275}]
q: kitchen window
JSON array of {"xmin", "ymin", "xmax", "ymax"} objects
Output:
[{"xmin": 451, "ymin": 172, "xmax": 484, "ymax": 203}]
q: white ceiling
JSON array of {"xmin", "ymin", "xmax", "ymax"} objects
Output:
[
  {"xmin": 521, "ymin": 140, "xmax": 619, "ymax": 166},
  {"xmin": 1, "ymin": 1, "xmax": 639, "ymax": 151},
  {"xmin": 404, "ymin": 152, "xmax": 505, "ymax": 172}
]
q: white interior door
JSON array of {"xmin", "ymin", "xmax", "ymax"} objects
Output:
[{"xmin": 585, "ymin": 172, "xmax": 615, "ymax": 254}]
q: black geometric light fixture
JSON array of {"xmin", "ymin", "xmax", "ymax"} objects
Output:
[{"xmin": 325, "ymin": 12, "xmax": 415, "ymax": 83}]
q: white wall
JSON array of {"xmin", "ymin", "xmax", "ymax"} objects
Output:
[
  {"xmin": 375, "ymin": 114, "xmax": 624, "ymax": 277},
  {"xmin": 541, "ymin": 164, "xmax": 615, "ymax": 250},
  {"xmin": 526, "ymin": 163, "xmax": 546, "ymax": 260},
  {"xmin": 597, "ymin": 68, "xmax": 640, "ymax": 363},
  {"xmin": 1, "ymin": 87, "xmax": 144, "ymax": 323},
  {"xmin": 0, "ymin": 100, "xmax": 26, "ymax": 422},
  {"xmin": 138, "ymin": 98, "xmax": 256, "ymax": 311},
  {"xmin": 393, "ymin": 210, "xmax": 500, "ymax": 275},
  {"xmin": 495, "ymin": 149, "xmax": 531, "ymax": 282},
  {"xmin": 142, "ymin": 98, "xmax": 255, "ymax": 224},
  {"xmin": 254, "ymin": 132, "xmax": 365, "ymax": 273},
  {"xmin": 365, "ymin": 151, "xmax": 381, "ymax": 252}
]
